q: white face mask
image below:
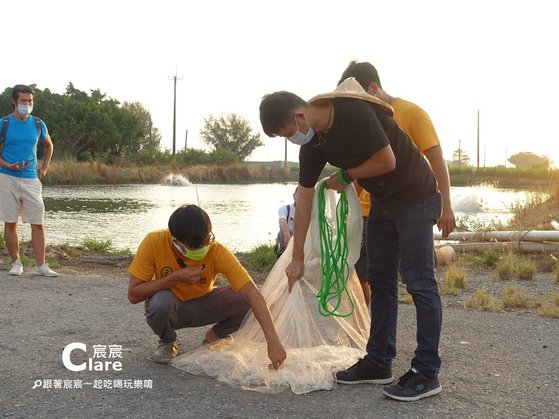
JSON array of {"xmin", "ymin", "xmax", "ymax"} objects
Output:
[
  {"xmin": 287, "ymin": 115, "xmax": 314, "ymax": 146},
  {"xmin": 17, "ymin": 104, "xmax": 33, "ymax": 116}
]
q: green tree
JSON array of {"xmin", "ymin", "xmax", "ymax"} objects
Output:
[
  {"xmin": 508, "ymin": 151, "xmax": 552, "ymax": 169},
  {"xmin": 0, "ymin": 83, "xmax": 161, "ymax": 161},
  {"xmin": 200, "ymin": 113, "xmax": 263, "ymax": 161},
  {"xmin": 122, "ymin": 101, "xmax": 162, "ymax": 151},
  {"xmin": 450, "ymin": 148, "xmax": 472, "ymax": 167}
]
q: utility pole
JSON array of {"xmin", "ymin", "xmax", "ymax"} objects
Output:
[
  {"xmin": 284, "ymin": 138, "xmax": 288, "ymax": 170},
  {"xmin": 476, "ymin": 106, "xmax": 480, "ymax": 169},
  {"xmin": 185, "ymin": 129, "xmax": 188, "ymax": 151},
  {"xmin": 169, "ymin": 68, "xmax": 183, "ymax": 158},
  {"xmin": 458, "ymin": 139, "xmax": 462, "ymax": 168}
]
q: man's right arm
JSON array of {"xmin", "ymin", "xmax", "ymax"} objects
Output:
[{"xmin": 285, "ymin": 185, "xmax": 314, "ymax": 292}]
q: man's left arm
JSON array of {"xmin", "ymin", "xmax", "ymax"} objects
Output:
[
  {"xmin": 326, "ymin": 145, "xmax": 396, "ymax": 192},
  {"xmin": 38, "ymin": 135, "xmax": 54, "ymax": 180},
  {"xmin": 423, "ymin": 145, "xmax": 455, "ymax": 238}
]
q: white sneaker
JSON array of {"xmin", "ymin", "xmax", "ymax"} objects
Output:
[
  {"xmin": 146, "ymin": 342, "xmax": 178, "ymax": 364},
  {"xmin": 9, "ymin": 260, "xmax": 23, "ymax": 276},
  {"xmin": 36, "ymin": 264, "xmax": 59, "ymax": 277}
]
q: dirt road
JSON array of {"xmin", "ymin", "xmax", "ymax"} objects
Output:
[{"xmin": 1, "ymin": 265, "xmax": 557, "ymax": 418}]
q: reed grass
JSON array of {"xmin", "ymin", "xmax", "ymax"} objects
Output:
[{"xmin": 44, "ymin": 160, "xmax": 298, "ymax": 185}]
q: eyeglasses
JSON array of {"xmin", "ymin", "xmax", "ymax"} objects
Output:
[{"xmin": 173, "ymin": 231, "xmax": 215, "ymax": 253}]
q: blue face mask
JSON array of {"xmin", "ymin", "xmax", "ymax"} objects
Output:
[
  {"xmin": 287, "ymin": 116, "xmax": 314, "ymax": 146},
  {"xmin": 17, "ymin": 104, "xmax": 33, "ymax": 116}
]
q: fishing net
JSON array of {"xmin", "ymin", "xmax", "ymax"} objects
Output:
[{"xmin": 171, "ymin": 180, "xmax": 370, "ymax": 394}]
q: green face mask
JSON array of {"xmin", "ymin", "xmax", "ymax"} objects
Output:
[{"xmin": 184, "ymin": 245, "xmax": 210, "ymax": 260}]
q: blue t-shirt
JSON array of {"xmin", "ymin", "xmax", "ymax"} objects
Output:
[{"xmin": 0, "ymin": 114, "xmax": 48, "ymax": 179}]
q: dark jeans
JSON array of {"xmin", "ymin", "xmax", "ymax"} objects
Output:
[
  {"xmin": 145, "ymin": 285, "xmax": 250, "ymax": 343},
  {"xmin": 354, "ymin": 216, "xmax": 368, "ymax": 282},
  {"xmin": 365, "ymin": 192, "xmax": 442, "ymax": 375}
]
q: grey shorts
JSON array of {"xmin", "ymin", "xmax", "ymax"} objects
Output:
[{"xmin": 0, "ymin": 173, "xmax": 45, "ymax": 224}]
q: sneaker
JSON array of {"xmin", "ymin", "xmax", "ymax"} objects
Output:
[
  {"xmin": 36, "ymin": 264, "xmax": 59, "ymax": 277},
  {"xmin": 335, "ymin": 357, "xmax": 394, "ymax": 385},
  {"xmin": 9, "ymin": 260, "xmax": 23, "ymax": 276},
  {"xmin": 146, "ymin": 342, "xmax": 178, "ymax": 364},
  {"xmin": 382, "ymin": 368, "xmax": 442, "ymax": 401}
]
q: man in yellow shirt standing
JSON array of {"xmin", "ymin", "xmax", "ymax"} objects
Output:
[
  {"xmin": 339, "ymin": 61, "xmax": 456, "ymax": 307},
  {"xmin": 127, "ymin": 204, "xmax": 286, "ymax": 369}
]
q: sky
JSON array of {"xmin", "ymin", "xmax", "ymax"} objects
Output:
[{"xmin": 5, "ymin": 0, "xmax": 559, "ymax": 167}]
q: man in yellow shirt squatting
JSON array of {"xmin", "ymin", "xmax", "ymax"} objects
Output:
[{"xmin": 127, "ymin": 204, "xmax": 286, "ymax": 369}]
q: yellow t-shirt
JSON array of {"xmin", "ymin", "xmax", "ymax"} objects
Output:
[
  {"xmin": 127, "ymin": 229, "xmax": 252, "ymax": 301},
  {"xmin": 359, "ymin": 97, "xmax": 441, "ymax": 215}
]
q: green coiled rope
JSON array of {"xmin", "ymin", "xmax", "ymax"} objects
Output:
[{"xmin": 316, "ymin": 182, "xmax": 355, "ymax": 318}]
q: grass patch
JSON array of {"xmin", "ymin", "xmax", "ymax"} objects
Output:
[
  {"xmin": 399, "ymin": 291, "xmax": 413, "ymax": 304},
  {"xmin": 495, "ymin": 255, "xmax": 514, "ymax": 280},
  {"xmin": 0, "ymin": 232, "xmax": 4, "ymax": 248},
  {"xmin": 515, "ymin": 257, "xmax": 537, "ymax": 280},
  {"xmin": 19, "ymin": 254, "xmax": 35, "ymax": 266},
  {"xmin": 500, "ymin": 286, "xmax": 529, "ymax": 309},
  {"xmin": 82, "ymin": 238, "xmax": 114, "ymax": 252},
  {"xmin": 495, "ymin": 252, "xmax": 537, "ymax": 280},
  {"xmin": 459, "ymin": 250, "xmax": 503, "ymax": 270},
  {"xmin": 60, "ymin": 243, "xmax": 82, "ymax": 258},
  {"xmin": 535, "ymin": 254, "xmax": 559, "ymax": 272},
  {"xmin": 45, "ymin": 256, "xmax": 61, "ymax": 269},
  {"xmin": 535, "ymin": 293, "xmax": 559, "ymax": 318},
  {"xmin": 464, "ymin": 287, "xmax": 501, "ymax": 311},
  {"xmin": 440, "ymin": 264, "xmax": 467, "ymax": 295},
  {"xmin": 235, "ymin": 243, "xmax": 277, "ymax": 283}
]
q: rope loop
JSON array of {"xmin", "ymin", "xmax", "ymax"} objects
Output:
[{"xmin": 316, "ymin": 182, "xmax": 355, "ymax": 318}]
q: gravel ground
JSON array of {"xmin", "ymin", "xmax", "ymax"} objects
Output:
[{"xmin": 1, "ymin": 263, "xmax": 558, "ymax": 419}]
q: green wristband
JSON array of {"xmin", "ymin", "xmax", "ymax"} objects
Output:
[{"xmin": 336, "ymin": 168, "xmax": 352, "ymax": 185}]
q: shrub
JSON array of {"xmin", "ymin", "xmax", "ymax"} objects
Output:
[
  {"xmin": 515, "ymin": 257, "xmax": 537, "ymax": 280},
  {"xmin": 480, "ymin": 250, "xmax": 503, "ymax": 269},
  {"xmin": 501, "ymin": 286, "xmax": 528, "ymax": 308},
  {"xmin": 496, "ymin": 256, "xmax": 514, "ymax": 280},
  {"xmin": 495, "ymin": 252, "xmax": 536, "ymax": 280},
  {"xmin": 536, "ymin": 254, "xmax": 558, "ymax": 272},
  {"xmin": 465, "ymin": 287, "xmax": 501, "ymax": 311},
  {"xmin": 208, "ymin": 149, "xmax": 239, "ymax": 165},
  {"xmin": 440, "ymin": 264, "xmax": 467, "ymax": 295},
  {"xmin": 399, "ymin": 292, "xmax": 413, "ymax": 305},
  {"xmin": 535, "ymin": 293, "xmax": 559, "ymax": 318}
]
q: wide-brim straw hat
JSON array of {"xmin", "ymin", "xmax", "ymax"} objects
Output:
[{"xmin": 309, "ymin": 77, "xmax": 394, "ymax": 116}]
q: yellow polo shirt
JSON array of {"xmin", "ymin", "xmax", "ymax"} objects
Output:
[{"xmin": 128, "ymin": 229, "xmax": 252, "ymax": 301}]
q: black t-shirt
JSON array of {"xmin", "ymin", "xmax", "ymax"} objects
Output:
[{"xmin": 299, "ymin": 98, "xmax": 436, "ymax": 208}]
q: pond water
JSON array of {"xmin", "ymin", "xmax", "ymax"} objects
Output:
[{"xmin": 13, "ymin": 182, "xmax": 533, "ymax": 252}]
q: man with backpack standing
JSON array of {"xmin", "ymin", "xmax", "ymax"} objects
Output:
[
  {"xmin": 275, "ymin": 186, "xmax": 298, "ymax": 258},
  {"xmin": 0, "ymin": 84, "xmax": 58, "ymax": 277}
]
